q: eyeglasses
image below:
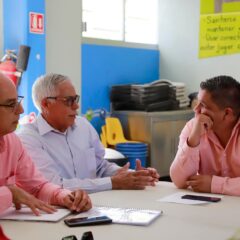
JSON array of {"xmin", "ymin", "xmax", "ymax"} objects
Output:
[
  {"xmin": 0, "ymin": 96, "xmax": 24, "ymax": 112},
  {"xmin": 46, "ymin": 95, "xmax": 80, "ymax": 107}
]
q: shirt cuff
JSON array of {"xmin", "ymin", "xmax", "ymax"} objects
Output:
[
  {"xmin": 63, "ymin": 177, "xmax": 113, "ymax": 193},
  {"xmin": 211, "ymin": 175, "xmax": 225, "ymax": 194},
  {"xmin": 38, "ymin": 182, "xmax": 70, "ymax": 204},
  {"xmin": 182, "ymin": 140, "xmax": 199, "ymax": 154},
  {"xmin": 55, "ymin": 189, "xmax": 72, "ymax": 206},
  {"xmin": 179, "ymin": 140, "xmax": 200, "ymax": 163},
  {"xmin": 0, "ymin": 186, "xmax": 13, "ymax": 213},
  {"xmin": 96, "ymin": 177, "xmax": 112, "ymax": 191}
]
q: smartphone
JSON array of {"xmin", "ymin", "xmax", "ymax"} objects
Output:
[
  {"xmin": 64, "ymin": 216, "xmax": 112, "ymax": 227},
  {"xmin": 181, "ymin": 194, "xmax": 221, "ymax": 202}
]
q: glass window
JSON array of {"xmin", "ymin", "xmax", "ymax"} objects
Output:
[
  {"xmin": 125, "ymin": 0, "xmax": 158, "ymax": 44},
  {"xmin": 82, "ymin": 0, "xmax": 123, "ymax": 40},
  {"xmin": 82, "ymin": 0, "xmax": 158, "ymax": 45}
]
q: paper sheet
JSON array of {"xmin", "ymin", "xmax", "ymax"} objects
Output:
[
  {"xmin": 157, "ymin": 192, "xmax": 223, "ymax": 205},
  {"xmin": 0, "ymin": 207, "xmax": 70, "ymax": 222}
]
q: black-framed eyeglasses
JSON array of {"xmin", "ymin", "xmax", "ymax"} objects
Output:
[
  {"xmin": 46, "ymin": 95, "xmax": 80, "ymax": 107},
  {"xmin": 0, "ymin": 96, "xmax": 24, "ymax": 112}
]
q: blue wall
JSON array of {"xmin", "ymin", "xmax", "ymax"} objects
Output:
[
  {"xmin": 82, "ymin": 44, "xmax": 160, "ymax": 127},
  {"xmin": 3, "ymin": 0, "xmax": 45, "ymax": 114},
  {"xmin": 3, "ymin": 1, "xmax": 160, "ymax": 130}
]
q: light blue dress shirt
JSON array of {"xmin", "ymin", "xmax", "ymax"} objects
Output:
[{"xmin": 18, "ymin": 115, "xmax": 120, "ymax": 193}]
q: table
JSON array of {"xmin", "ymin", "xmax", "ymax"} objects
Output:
[{"xmin": 1, "ymin": 182, "xmax": 239, "ymax": 240}]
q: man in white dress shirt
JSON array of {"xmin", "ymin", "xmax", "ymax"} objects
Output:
[{"xmin": 18, "ymin": 73, "xmax": 159, "ymax": 193}]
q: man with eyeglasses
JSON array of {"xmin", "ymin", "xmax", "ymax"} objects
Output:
[
  {"xmin": 0, "ymin": 72, "xmax": 92, "ymax": 215},
  {"xmin": 18, "ymin": 73, "xmax": 159, "ymax": 193}
]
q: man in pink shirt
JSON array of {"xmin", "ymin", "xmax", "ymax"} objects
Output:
[
  {"xmin": 0, "ymin": 72, "xmax": 92, "ymax": 215},
  {"xmin": 170, "ymin": 75, "xmax": 240, "ymax": 196}
]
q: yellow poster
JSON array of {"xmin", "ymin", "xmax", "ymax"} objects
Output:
[
  {"xmin": 199, "ymin": 13, "xmax": 240, "ymax": 58},
  {"xmin": 199, "ymin": 0, "xmax": 240, "ymax": 58}
]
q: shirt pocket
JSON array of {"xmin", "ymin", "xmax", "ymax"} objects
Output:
[{"xmin": 74, "ymin": 147, "xmax": 97, "ymax": 179}]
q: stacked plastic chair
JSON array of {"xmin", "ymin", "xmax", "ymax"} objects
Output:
[
  {"xmin": 105, "ymin": 117, "xmax": 137, "ymax": 145},
  {"xmin": 100, "ymin": 125, "xmax": 108, "ymax": 148},
  {"xmin": 104, "ymin": 117, "xmax": 148, "ymax": 169},
  {"xmin": 110, "ymin": 79, "xmax": 190, "ymax": 111}
]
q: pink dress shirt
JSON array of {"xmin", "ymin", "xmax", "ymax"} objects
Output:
[
  {"xmin": 0, "ymin": 133, "xmax": 70, "ymax": 214},
  {"xmin": 170, "ymin": 118, "xmax": 240, "ymax": 196}
]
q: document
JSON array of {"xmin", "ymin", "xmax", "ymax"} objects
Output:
[
  {"xmin": 157, "ymin": 192, "xmax": 223, "ymax": 205},
  {"xmin": 0, "ymin": 207, "xmax": 71, "ymax": 222},
  {"xmin": 71, "ymin": 206, "xmax": 162, "ymax": 226}
]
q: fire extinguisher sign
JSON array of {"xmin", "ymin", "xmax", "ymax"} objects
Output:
[{"xmin": 29, "ymin": 12, "xmax": 44, "ymax": 34}]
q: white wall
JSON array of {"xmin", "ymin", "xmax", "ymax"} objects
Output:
[
  {"xmin": 45, "ymin": 0, "xmax": 82, "ymax": 109},
  {"xmin": 158, "ymin": 0, "xmax": 240, "ymax": 94}
]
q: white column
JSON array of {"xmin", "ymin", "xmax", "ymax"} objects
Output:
[{"xmin": 45, "ymin": 0, "xmax": 82, "ymax": 111}]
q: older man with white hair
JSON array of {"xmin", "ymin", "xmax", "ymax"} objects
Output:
[{"xmin": 18, "ymin": 73, "xmax": 159, "ymax": 193}]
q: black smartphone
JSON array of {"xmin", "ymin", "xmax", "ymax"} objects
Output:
[
  {"xmin": 64, "ymin": 216, "xmax": 112, "ymax": 227},
  {"xmin": 181, "ymin": 194, "xmax": 221, "ymax": 202}
]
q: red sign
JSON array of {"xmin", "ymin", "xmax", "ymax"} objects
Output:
[{"xmin": 29, "ymin": 12, "xmax": 44, "ymax": 34}]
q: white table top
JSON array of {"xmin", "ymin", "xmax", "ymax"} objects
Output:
[{"xmin": 1, "ymin": 182, "xmax": 239, "ymax": 240}]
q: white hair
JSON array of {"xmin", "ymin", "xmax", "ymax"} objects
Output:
[{"xmin": 32, "ymin": 73, "xmax": 70, "ymax": 112}]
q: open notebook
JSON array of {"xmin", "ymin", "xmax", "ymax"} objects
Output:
[
  {"xmin": 71, "ymin": 206, "xmax": 163, "ymax": 226},
  {"xmin": 0, "ymin": 207, "xmax": 70, "ymax": 222}
]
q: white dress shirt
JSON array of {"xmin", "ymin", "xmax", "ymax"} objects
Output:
[{"xmin": 18, "ymin": 115, "xmax": 120, "ymax": 193}]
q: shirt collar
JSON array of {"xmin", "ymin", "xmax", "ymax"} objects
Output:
[
  {"xmin": 232, "ymin": 118, "xmax": 240, "ymax": 133},
  {"xmin": 37, "ymin": 114, "xmax": 77, "ymax": 136}
]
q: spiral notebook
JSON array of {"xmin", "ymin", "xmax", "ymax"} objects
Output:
[{"xmin": 72, "ymin": 206, "xmax": 162, "ymax": 226}]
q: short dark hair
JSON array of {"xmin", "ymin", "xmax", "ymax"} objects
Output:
[{"xmin": 200, "ymin": 75, "xmax": 240, "ymax": 117}]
